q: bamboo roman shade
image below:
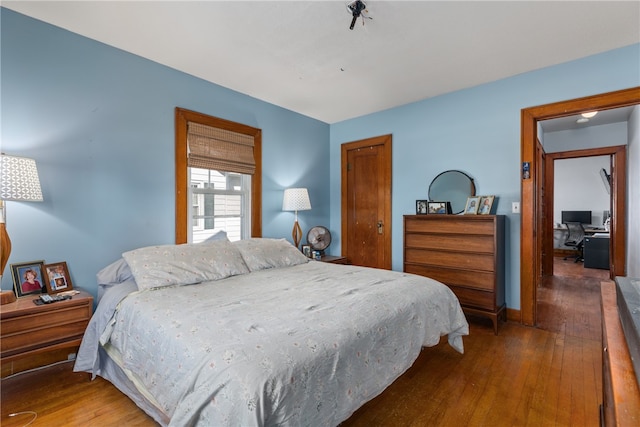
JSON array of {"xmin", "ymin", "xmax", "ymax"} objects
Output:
[{"xmin": 187, "ymin": 122, "xmax": 256, "ymax": 174}]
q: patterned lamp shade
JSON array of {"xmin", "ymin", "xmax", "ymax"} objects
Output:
[
  {"xmin": 0, "ymin": 155, "xmax": 43, "ymax": 202},
  {"xmin": 282, "ymin": 188, "xmax": 311, "ymax": 212}
]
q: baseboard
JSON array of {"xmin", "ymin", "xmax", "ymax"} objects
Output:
[{"xmin": 506, "ymin": 307, "xmax": 521, "ymax": 323}]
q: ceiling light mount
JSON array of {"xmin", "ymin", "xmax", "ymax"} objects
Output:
[{"xmin": 346, "ymin": 0, "xmax": 371, "ymax": 30}]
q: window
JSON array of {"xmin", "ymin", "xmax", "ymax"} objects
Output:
[
  {"xmin": 189, "ymin": 169, "xmax": 250, "ymax": 242},
  {"xmin": 175, "ymin": 108, "xmax": 262, "ymax": 244}
]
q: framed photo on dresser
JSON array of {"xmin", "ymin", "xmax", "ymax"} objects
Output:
[
  {"xmin": 464, "ymin": 196, "xmax": 481, "ymax": 215},
  {"xmin": 427, "ymin": 201, "xmax": 452, "ymax": 214},
  {"xmin": 416, "ymin": 200, "xmax": 428, "ymax": 215},
  {"xmin": 478, "ymin": 195, "xmax": 495, "ymax": 215}
]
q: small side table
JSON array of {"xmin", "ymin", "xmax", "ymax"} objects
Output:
[
  {"xmin": 319, "ymin": 255, "xmax": 349, "ymax": 265},
  {"xmin": 1, "ymin": 290, "xmax": 93, "ymax": 377}
]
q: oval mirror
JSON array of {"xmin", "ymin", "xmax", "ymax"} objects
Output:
[{"xmin": 428, "ymin": 170, "xmax": 476, "ymax": 214}]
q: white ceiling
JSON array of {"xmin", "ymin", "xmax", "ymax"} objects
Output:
[{"xmin": 3, "ymin": 1, "xmax": 639, "ymax": 124}]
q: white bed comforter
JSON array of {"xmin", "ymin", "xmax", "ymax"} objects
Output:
[{"xmin": 91, "ymin": 262, "xmax": 468, "ymax": 426}]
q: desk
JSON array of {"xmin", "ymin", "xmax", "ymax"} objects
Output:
[
  {"xmin": 584, "ymin": 234, "xmax": 610, "ymax": 269},
  {"xmin": 585, "ymin": 227, "xmax": 609, "ymax": 235}
]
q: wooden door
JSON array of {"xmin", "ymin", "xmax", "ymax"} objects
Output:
[
  {"xmin": 341, "ymin": 135, "xmax": 392, "ymax": 269},
  {"xmin": 537, "ymin": 138, "xmax": 550, "ymax": 279}
]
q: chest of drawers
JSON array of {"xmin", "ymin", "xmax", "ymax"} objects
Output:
[{"xmin": 403, "ymin": 215, "xmax": 505, "ymax": 333}]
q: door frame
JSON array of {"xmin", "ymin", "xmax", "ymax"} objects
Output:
[
  {"xmin": 341, "ymin": 134, "xmax": 392, "ymax": 269},
  {"xmin": 520, "ymin": 87, "xmax": 640, "ymax": 326}
]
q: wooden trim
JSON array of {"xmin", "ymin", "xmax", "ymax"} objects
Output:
[
  {"xmin": 175, "ymin": 108, "xmax": 262, "ymax": 243},
  {"xmin": 601, "ymin": 280, "xmax": 640, "ymax": 426},
  {"xmin": 520, "ymin": 87, "xmax": 640, "ymax": 326},
  {"xmin": 506, "ymin": 307, "xmax": 521, "ymax": 323},
  {"xmin": 540, "ymin": 140, "xmax": 553, "ymax": 276},
  {"xmin": 610, "ymin": 146, "xmax": 626, "ymax": 280},
  {"xmin": 251, "ymin": 129, "xmax": 262, "ymax": 238},
  {"xmin": 520, "ymin": 108, "xmax": 537, "ymax": 326},
  {"xmin": 175, "ymin": 110, "xmax": 188, "ymax": 244}
]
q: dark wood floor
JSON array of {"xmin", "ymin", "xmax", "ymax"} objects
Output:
[{"xmin": 1, "ymin": 258, "xmax": 609, "ymax": 426}]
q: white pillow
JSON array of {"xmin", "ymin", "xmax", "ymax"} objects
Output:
[
  {"xmin": 122, "ymin": 239, "xmax": 249, "ymax": 291},
  {"xmin": 234, "ymin": 238, "xmax": 309, "ymax": 272}
]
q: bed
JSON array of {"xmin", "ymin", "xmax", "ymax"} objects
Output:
[{"xmin": 74, "ymin": 238, "xmax": 468, "ymax": 426}]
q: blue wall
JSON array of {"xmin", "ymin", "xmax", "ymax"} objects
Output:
[
  {"xmin": 2, "ymin": 8, "xmax": 639, "ymax": 310},
  {"xmin": 0, "ymin": 9, "xmax": 330, "ymax": 297},
  {"xmin": 330, "ymin": 43, "xmax": 640, "ymax": 309}
]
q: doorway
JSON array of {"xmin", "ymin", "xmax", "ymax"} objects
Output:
[
  {"xmin": 542, "ymin": 147, "xmax": 624, "ymax": 276},
  {"xmin": 341, "ymin": 134, "xmax": 392, "ymax": 269},
  {"xmin": 520, "ymin": 87, "xmax": 640, "ymax": 326}
]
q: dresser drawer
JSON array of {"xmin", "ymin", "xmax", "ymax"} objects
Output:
[
  {"xmin": 405, "ymin": 233, "xmax": 495, "ymax": 253},
  {"xmin": 448, "ymin": 285, "xmax": 495, "ymax": 311},
  {"xmin": 405, "ymin": 264, "xmax": 495, "ymax": 292},
  {"xmin": 405, "ymin": 248, "xmax": 495, "ymax": 272},
  {"xmin": 405, "ymin": 217, "xmax": 495, "ymax": 235}
]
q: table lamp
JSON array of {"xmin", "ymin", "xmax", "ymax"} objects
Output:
[
  {"xmin": 282, "ymin": 188, "xmax": 311, "ymax": 249},
  {"xmin": 1, "ymin": 154, "xmax": 43, "ymax": 303}
]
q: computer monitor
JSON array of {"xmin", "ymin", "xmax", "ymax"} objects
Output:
[{"xmin": 561, "ymin": 210, "xmax": 592, "ymax": 224}]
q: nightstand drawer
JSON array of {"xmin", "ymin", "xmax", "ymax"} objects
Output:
[
  {"xmin": 1, "ymin": 304, "xmax": 91, "ymax": 336},
  {"xmin": 2, "ymin": 317, "xmax": 89, "ymax": 357}
]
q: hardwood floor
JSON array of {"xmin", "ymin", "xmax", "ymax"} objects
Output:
[
  {"xmin": 1, "ymin": 259, "xmax": 607, "ymax": 426},
  {"xmin": 537, "ymin": 257, "xmax": 610, "ymax": 341}
]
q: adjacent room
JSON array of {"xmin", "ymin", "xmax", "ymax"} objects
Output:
[{"xmin": 1, "ymin": 2, "xmax": 639, "ymax": 426}]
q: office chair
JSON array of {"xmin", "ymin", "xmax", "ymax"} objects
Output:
[{"xmin": 563, "ymin": 222, "xmax": 585, "ymax": 263}]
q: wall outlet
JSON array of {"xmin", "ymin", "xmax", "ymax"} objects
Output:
[{"xmin": 512, "ymin": 202, "xmax": 520, "ymax": 214}]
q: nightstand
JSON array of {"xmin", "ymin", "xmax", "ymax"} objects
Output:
[
  {"xmin": 319, "ymin": 255, "xmax": 349, "ymax": 265},
  {"xmin": 1, "ymin": 290, "xmax": 93, "ymax": 377}
]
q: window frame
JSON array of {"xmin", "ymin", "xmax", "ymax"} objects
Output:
[{"xmin": 175, "ymin": 107, "xmax": 262, "ymax": 244}]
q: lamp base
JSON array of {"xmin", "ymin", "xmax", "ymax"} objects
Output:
[
  {"xmin": 1, "ymin": 221, "xmax": 11, "ymax": 276},
  {"xmin": 292, "ymin": 220, "xmax": 302, "ymax": 249},
  {"xmin": 1, "ymin": 289, "xmax": 16, "ymax": 305}
]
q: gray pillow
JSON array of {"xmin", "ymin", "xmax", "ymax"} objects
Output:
[
  {"xmin": 96, "ymin": 257, "xmax": 133, "ymax": 286},
  {"xmin": 234, "ymin": 238, "xmax": 309, "ymax": 272},
  {"xmin": 122, "ymin": 239, "xmax": 249, "ymax": 291}
]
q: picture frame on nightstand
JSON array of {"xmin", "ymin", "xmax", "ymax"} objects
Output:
[
  {"xmin": 43, "ymin": 261, "xmax": 74, "ymax": 294},
  {"xmin": 302, "ymin": 245, "xmax": 312, "ymax": 258},
  {"xmin": 10, "ymin": 260, "xmax": 46, "ymax": 297}
]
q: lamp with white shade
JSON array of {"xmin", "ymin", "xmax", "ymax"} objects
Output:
[
  {"xmin": 282, "ymin": 188, "xmax": 311, "ymax": 249},
  {"xmin": 1, "ymin": 154, "xmax": 43, "ymax": 303}
]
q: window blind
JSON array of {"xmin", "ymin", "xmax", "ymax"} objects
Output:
[{"xmin": 187, "ymin": 122, "xmax": 256, "ymax": 174}]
